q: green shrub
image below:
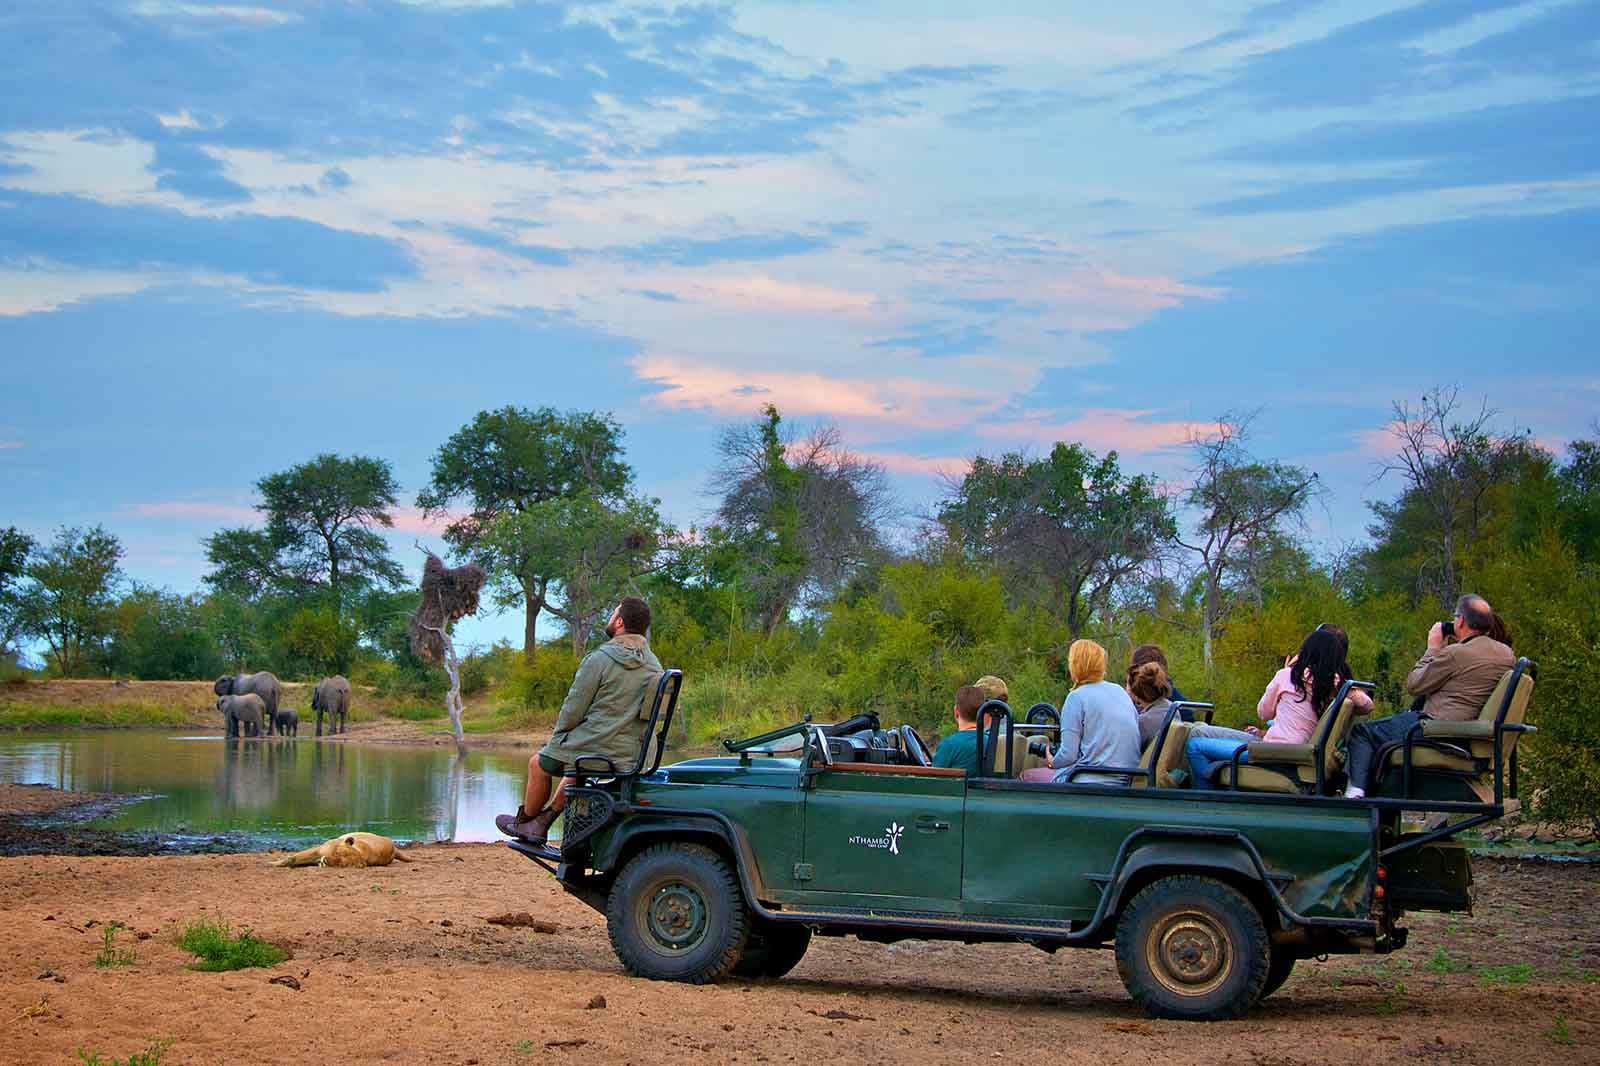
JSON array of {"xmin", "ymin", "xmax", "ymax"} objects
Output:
[
  {"xmin": 93, "ymin": 922, "xmax": 137, "ymax": 968},
  {"xmin": 501, "ymin": 648, "xmax": 583, "ymax": 713},
  {"xmin": 77, "ymin": 1038, "xmax": 173, "ymax": 1066},
  {"xmin": 0, "ymin": 701, "xmax": 189, "ymax": 730},
  {"xmin": 175, "ymin": 918, "xmax": 288, "ymax": 971}
]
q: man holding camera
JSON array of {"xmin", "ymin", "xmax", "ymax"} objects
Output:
[{"xmin": 1342, "ymin": 593, "xmax": 1513, "ymax": 799}]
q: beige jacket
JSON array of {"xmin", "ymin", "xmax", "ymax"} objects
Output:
[{"xmin": 1405, "ymin": 635, "xmax": 1515, "ymax": 722}]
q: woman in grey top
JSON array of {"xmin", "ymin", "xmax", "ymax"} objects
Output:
[{"xmin": 1021, "ymin": 639, "xmax": 1142, "ymax": 786}]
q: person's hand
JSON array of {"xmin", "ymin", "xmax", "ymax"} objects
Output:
[
  {"xmin": 1284, "ymin": 652, "xmax": 1294, "ymax": 668},
  {"xmin": 1244, "ymin": 725, "xmax": 1263, "ymax": 738},
  {"xmin": 1427, "ymin": 621, "xmax": 1446, "ymax": 650}
]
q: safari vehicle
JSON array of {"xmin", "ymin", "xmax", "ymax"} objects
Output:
[{"xmin": 511, "ymin": 661, "xmax": 1536, "ymax": 1020}]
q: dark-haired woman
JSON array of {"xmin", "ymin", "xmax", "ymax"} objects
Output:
[{"xmin": 1184, "ymin": 628, "xmax": 1372, "ymax": 788}]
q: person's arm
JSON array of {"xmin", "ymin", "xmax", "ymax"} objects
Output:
[
  {"xmin": 1405, "ymin": 647, "xmax": 1455, "ymax": 698},
  {"xmin": 931, "ymin": 739, "xmax": 956, "ymax": 769},
  {"xmin": 1256, "ymin": 668, "xmax": 1290, "ymax": 722},
  {"xmin": 551, "ymin": 654, "xmax": 604, "ymax": 734},
  {"xmin": 1051, "ymin": 693, "xmax": 1085, "ymax": 771}
]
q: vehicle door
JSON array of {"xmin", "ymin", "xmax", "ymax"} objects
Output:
[{"xmin": 800, "ymin": 766, "xmax": 966, "ymax": 903}]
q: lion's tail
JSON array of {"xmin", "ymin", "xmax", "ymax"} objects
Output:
[{"xmin": 392, "ymin": 848, "xmax": 414, "ymax": 863}]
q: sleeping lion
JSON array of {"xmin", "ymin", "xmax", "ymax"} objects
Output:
[{"xmin": 270, "ymin": 832, "xmax": 414, "ymax": 868}]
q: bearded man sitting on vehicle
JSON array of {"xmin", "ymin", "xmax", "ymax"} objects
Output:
[{"xmin": 496, "ymin": 597, "xmax": 662, "ymax": 845}]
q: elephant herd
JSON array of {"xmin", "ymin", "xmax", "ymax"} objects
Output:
[{"xmin": 214, "ymin": 673, "xmax": 352, "ymax": 739}]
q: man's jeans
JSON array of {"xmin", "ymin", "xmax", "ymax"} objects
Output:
[
  {"xmin": 1183, "ymin": 725, "xmax": 1257, "ymax": 789},
  {"xmin": 1345, "ymin": 711, "xmax": 1423, "ymax": 793}
]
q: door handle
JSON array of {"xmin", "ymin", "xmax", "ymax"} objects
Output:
[{"xmin": 915, "ymin": 817, "xmax": 951, "ymax": 832}]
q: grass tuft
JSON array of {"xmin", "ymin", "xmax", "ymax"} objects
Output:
[
  {"xmin": 93, "ymin": 922, "xmax": 137, "ymax": 968},
  {"xmin": 175, "ymin": 917, "xmax": 288, "ymax": 972},
  {"xmin": 77, "ymin": 1038, "xmax": 173, "ymax": 1066},
  {"xmin": 1478, "ymin": 963, "xmax": 1534, "ymax": 986}
]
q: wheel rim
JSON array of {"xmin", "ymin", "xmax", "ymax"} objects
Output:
[
  {"xmin": 642, "ymin": 879, "xmax": 709, "ymax": 954},
  {"xmin": 1145, "ymin": 907, "xmax": 1232, "ymax": 998}
]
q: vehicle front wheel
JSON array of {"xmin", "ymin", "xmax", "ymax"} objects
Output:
[
  {"xmin": 733, "ymin": 920, "xmax": 812, "ymax": 979},
  {"xmin": 606, "ymin": 843, "xmax": 748, "ymax": 983},
  {"xmin": 1114, "ymin": 875, "xmax": 1270, "ymax": 1020}
]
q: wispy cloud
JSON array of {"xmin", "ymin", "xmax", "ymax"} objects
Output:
[
  {"xmin": 978, "ymin": 409, "xmax": 1221, "ymax": 455},
  {"xmin": 0, "ymin": 440, "xmax": 22, "ymax": 450}
]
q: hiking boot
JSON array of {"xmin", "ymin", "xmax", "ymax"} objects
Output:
[{"xmin": 496, "ymin": 807, "xmax": 558, "ymax": 845}]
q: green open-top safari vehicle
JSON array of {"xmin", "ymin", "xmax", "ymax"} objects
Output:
[{"xmin": 511, "ymin": 661, "xmax": 1536, "ymax": 1019}]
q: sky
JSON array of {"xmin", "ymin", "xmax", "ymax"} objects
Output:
[{"xmin": 2, "ymin": 0, "xmax": 1598, "ymax": 651}]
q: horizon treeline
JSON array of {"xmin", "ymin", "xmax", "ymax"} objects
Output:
[{"xmin": 2, "ymin": 388, "xmax": 1596, "ymax": 820}]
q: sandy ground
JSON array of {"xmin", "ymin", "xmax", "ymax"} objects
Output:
[{"xmin": 2, "ymin": 833, "xmax": 1597, "ymax": 1066}]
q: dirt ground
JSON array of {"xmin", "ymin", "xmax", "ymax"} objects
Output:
[{"xmin": 2, "ymin": 830, "xmax": 1596, "ymax": 1066}]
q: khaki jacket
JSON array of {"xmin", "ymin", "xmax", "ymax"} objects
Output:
[
  {"xmin": 1405, "ymin": 635, "xmax": 1515, "ymax": 722},
  {"xmin": 539, "ymin": 633, "xmax": 663, "ymax": 768}
]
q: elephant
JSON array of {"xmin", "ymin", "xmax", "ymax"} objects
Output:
[
  {"xmin": 217, "ymin": 694, "xmax": 266, "ymax": 738},
  {"xmin": 273, "ymin": 707, "xmax": 300, "ymax": 736},
  {"xmin": 311, "ymin": 676, "xmax": 352, "ymax": 736},
  {"xmin": 215, "ymin": 672, "xmax": 282, "ymax": 733}
]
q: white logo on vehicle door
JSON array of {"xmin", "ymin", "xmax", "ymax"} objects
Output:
[{"xmin": 849, "ymin": 821, "xmax": 905, "ymax": 856}]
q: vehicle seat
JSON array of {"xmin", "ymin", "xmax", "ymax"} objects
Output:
[
  {"xmin": 1375, "ymin": 661, "xmax": 1536, "ymax": 802},
  {"xmin": 1146, "ymin": 721, "xmax": 1193, "ymax": 789},
  {"xmin": 1212, "ymin": 692, "xmax": 1363, "ymax": 795},
  {"xmin": 986, "ymin": 727, "xmax": 1048, "ymax": 777}
]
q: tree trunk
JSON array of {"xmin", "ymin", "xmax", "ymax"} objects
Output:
[
  {"xmin": 1202, "ymin": 571, "xmax": 1220, "ymax": 672},
  {"xmin": 522, "ymin": 584, "xmax": 540, "ymax": 665}
]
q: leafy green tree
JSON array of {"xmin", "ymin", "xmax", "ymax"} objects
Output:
[
  {"xmin": 204, "ymin": 453, "xmax": 405, "ymax": 670},
  {"xmin": 1554, "ymin": 438, "xmax": 1600, "ymax": 562},
  {"xmin": 1176, "ymin": 418, "xmax": 1317, "ymax": 669},
  {"xmin": 709, "ymin": 405, "xmax": 891, "ymax": 634},
  {"xmin": 417, "ymin": 406, "xmax": 630, "ymax": 661},
  {"xmin": 102, "ymin": 586, "xmax": 225, "ymax": 680},
  {"xmin": 15, "ymin": 525, "xmax": 124, "ymax": 676},
  {"xmin": 483, "ymin": 492, "xmax": 670, "ymax": 654},
  {"xmin": 0, "ymin": 526, "xmax": 33, "ymax": 660},
  {"xmin": 940, "ymin": 441, "xmax": 1172, "ymax": 638}
]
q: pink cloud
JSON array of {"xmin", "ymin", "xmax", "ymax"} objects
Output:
[
  {"xmin": 633, "ymin": 354, "xmax": 991, "ymax": 429},
  {"xmin": 0, "ymin": 440, "xmax": 21, "ymax": 449},
  {"xmin": 855, "ymin": 450, "xmax": 968, "ymax": 479},
  {"xmin": 387, "ymin": 506, "xmax": 459, "ymax": 536},
  {"xmin": 978, "ymin": 409, "xmax": 1222, "ymax": 455},
  {"xmin": 675, "ymin": 276, "xmax": 880, "ymax": 316}
]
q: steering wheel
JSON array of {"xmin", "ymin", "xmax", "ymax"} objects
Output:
[
  {"xmin": 1025, "ymin": 702, "xmax": 1060, "ymax": 728},
  {"xmin": 899, "ymin": 724, "xmax": 933, "ymax": 768}
]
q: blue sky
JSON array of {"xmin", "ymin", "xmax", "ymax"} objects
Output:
[{"xmin": 3, "ymin": 0, "xmax": 1598, "ymax": 650}]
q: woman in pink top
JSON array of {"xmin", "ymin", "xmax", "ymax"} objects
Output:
[{"xmin": 1185, "ymin": 627, "xmax": 1372, "ymax": 787}]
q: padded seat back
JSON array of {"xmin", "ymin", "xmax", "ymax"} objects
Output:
[
  {"xmin": 1472, "ymin": 669, "xmax": 1534, "ymax": 760},
  {"xmin": 985, "ymin": 727, "xmax": 1047, "ymax": 777},
  {"xmin": 1319, "ymin": 697, "xmax": 1362, "ymax": 783},
  {"xmin": 1151, "ymin": 721, "xmax": 1192, "ymax": 789}
]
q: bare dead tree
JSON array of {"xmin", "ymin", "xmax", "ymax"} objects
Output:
[
  {"xmin": 1376, "ymin": 387, "xmax": 1531, "ymax": 607},
  {"xmin": 408, "ymin": 550, "xmax": 486, "ymax": 751},
  {"xmin": 1175, "ymin": 414, "xmax": 1319, "ymax": 670}
]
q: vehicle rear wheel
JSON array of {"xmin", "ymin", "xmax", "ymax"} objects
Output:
[
  {"xmin": 1114, "ymin": 875, "xmax": 1270, "ymax": 1020},
  {"xmin": 606, "ymin": 843, "xmax": 748, "ymax": 984},
  {"xmin": 1259, "ymin": 943, "xmax": 1296, "ymax": 1001},
  {"xmin": 733, "ymin": 920, "xmax": 812, "ymax": 979}
]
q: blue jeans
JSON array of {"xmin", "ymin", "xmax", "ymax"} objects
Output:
[{"xmin": 1186, "ymin": 735, "xmax": 1253, "ymax": 789}]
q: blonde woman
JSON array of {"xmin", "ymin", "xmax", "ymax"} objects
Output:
[{"xmin": 1021, "ymin": 639, "xmax": 1142, "ymax": 786}]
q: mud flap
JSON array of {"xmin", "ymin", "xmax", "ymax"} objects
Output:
[{"xmin": 1385, "ymin": 838, "xmax": 1473, "ymax": 913}]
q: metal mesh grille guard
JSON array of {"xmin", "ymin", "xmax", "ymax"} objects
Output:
[{"xmin": 560, "ymin": 788, "xmax": 615, "ymax": 849}]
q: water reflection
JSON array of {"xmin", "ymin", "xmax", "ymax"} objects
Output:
[{"xmin": 0, "ymin": 732, "xmax": 533, "ymax": 849}]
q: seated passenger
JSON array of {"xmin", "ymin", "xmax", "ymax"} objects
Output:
[
  {"xmin": 974, "ymin": 674, "xmax": 1009, "ymax": 703},
  {"xmin": 1185, "ymin": 627, "xmax": 1372, "ymax": 789},
  {"xmin": 1128, "ymin": 661, "xmax": 1173, "ymax": 747},
  {"xmin": 1128, "ymin": 644, "xmax": 1191, "ymax": 716},
  {"xmin": 1020, "ymin": 639, "xmax": 1141, "ymax": 786},
  {"xmin": 931, "ymin": 685, "xmax": 988, "ymax": 776},
  {"xmin": 1343, "ymin": 594, "xmax": 1512, "ymax": 800}
]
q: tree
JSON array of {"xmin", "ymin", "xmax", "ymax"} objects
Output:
[
  {"xmin": 483, "ymin": 492, "xmax": 671, "ymax": 654},
  {"xmin": 102, "ymin": 586, "xmax": 225, "ymax": 680},
  {"xmin": 204, "ymin": 453, "xmax": 406, "ymax": 670},
  {"xmin": 1376, "ymin": 387, "xmax": 1532, "ymax": 607},
  {"xmin": 709, "ymin": 405, "xmax": 892, "ymax": 634},
  {"xmin": 0, "ymin": 526, "xmax": 33, "ymax": 661},
  {"xmin": 417, "ymin": 407, "xmax": 630, "ymax": 662},
  {"xmin": 15, "ymin": 526, "xmax": 124, "ymax": 676},
  {"xmin": 940, "ymin": 442, "xmax": 1173, "ymax": 638},
  {"xmin": 1176, "ymin": 417, "xmax": 1318, "ymax": 670}
]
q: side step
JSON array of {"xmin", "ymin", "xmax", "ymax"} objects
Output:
[{"xmin": 761, "ymin": 904, "xmax": 1085, "ymax": 941}]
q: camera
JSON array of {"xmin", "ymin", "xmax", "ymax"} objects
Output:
[{"xmin": 1440, "ymin": 619, "xmax": 1455, "ymax": 639}]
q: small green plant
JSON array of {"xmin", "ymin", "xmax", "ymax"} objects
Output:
[
  {"xmin": 1478, "ymin": 963, "xmax": 1534, "ymax": 986},
  {"xmin": 76, "ymin": 1037, "xmax": 173, "ymax": 1065},
  {"xmin": 1426, "ymin": 948, "xmax": 1470, "ymax": 974},
  {"xmin": 1544, "ymin": 1015, "xmax": 1575, "ymax": 1046},
  {"xmin": 512, "ymin": 1040, "xmax": 535, "ymax": 1056},
  {"xmin": 175, "ymin": 918, "xmax": 288, "ymax": 972},
  {"xmin": 94, "ymin": 922, "xmax": 137, "ymax": 968},
  {"xmin": 1377, "ymin": 981, "xmax": 1406, "ymax": 1015}
]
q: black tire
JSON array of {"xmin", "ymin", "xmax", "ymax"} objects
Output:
[
  {"xmin": 733, "ymin": 920, "xmax": 812, "ymax": 979},
  {"xmin": 1259, "ymin": 943, "xmax": 1296, "ymax": 1001},
  {"xmin": 1114, "ymin": 875, "xmax": 1271, "ymax": 1021},
  {"xmin": 606, "ymin": 843, "xmax": 748, "ymax": 984}
]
